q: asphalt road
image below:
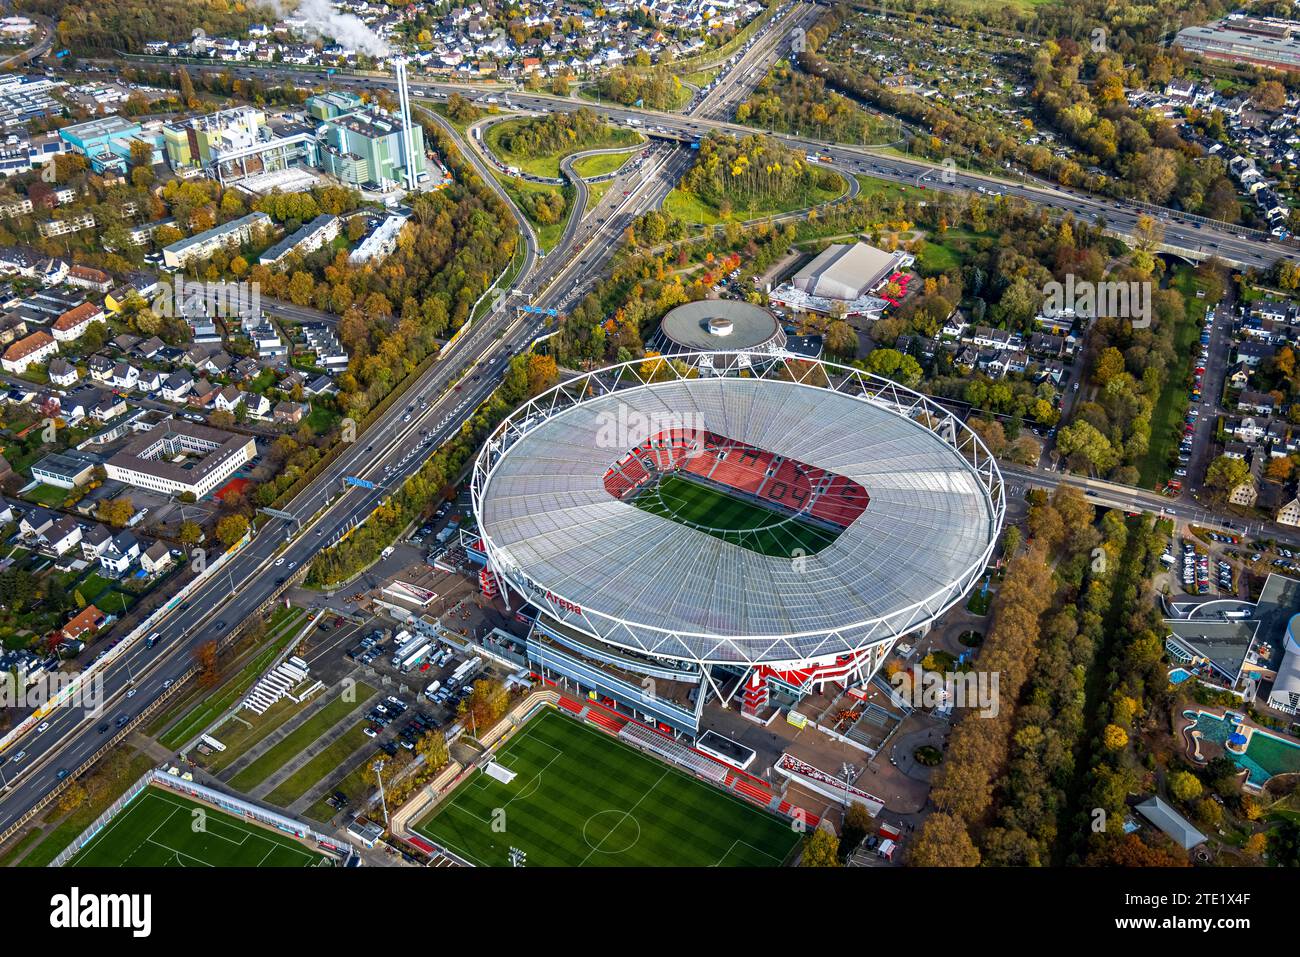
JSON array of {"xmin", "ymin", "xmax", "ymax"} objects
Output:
[
  {"xmin": 16, "ymin": 13, "xmax": 1290, "ymax": 834},
  {"xmin": 200, "ymin": 68, "xmax": 1288, "ymax": 271},
  {"xmin": 0, "ymin": 99, "xmax": 692, "ymax": 836}
]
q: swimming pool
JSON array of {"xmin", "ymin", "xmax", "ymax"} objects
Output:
[
  {"xmin": 1184, "ymin": 710, "xmax": 1300, "ymax": 786},
  {"xmin": 1169, "ymin": 668, "xmax": 1192, "ymax": 684}
]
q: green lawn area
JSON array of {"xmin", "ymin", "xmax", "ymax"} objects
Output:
[
  {"xmin": 415, "ymin": 710, "xmax": 798, "ymax": 867},
  {"xmin": 15, "ymin": 750, "xmax": 156, "ymax": 867},
  {"xmin": 264, "ymin": 721, "xmax": 372, "ymax": 807},
  {"xmin": 150, "ymin": 607, "xmax": 308, "ymax": 749},
  {"xmin": 1138, "ymin": 267, "xmax": 1206, "ymax": 488},
  {"xmin": 227, "ymin": 683, "xmax": 375, "ymax": 793},
  {"xmin": 484, "ymin": 116, "xmax": 641, "ymax": 179},
  {"xmin": 22, "ymin": 483, "xmax": 71, "ymax": 507},
  {"xmin": 915, "ymin": 237, "xmax": 968, "ymax": 275},
  {"xmin": 585, "ymin": 178, "xmax": 613, "ymax": 214},
  {"xmin": 578, "ymin": 82, "xmax": 692, "ymax": 112},
  {"xmin": 495, "ymin": 173, "xmax": 573, "ymax": 253},
  {"xmin": 75, "ymin": 572, "xmax": 114, "ymax": 604},
  {"xmin": 96, "ymin": 589, "xmax": 135, "ymax": 616},
  {"xmin": 571, "ymin": 148, "xmax": 639, "ymax": 180},
  {"xmin": 67, "ymin": 789, "xmax": 328, "ymax": 867},
  {"xmin": 200, "ymin": 695, "xmax": 313, "ymax": 773},
  {"xmin": 631, "ymin": 473, "xmax": 843, "ymax": 557},
  {"xmin": 306, "ymin": 401, "xmax": 339, "ymax": 434},
  {"xmin": 679, "ymin": 67, "xmax": 720, "ymax": 87},
  {"xmin": 854, "ymin": 174, "xmax": 919, "ymax": 206},
  {"xmin": 663, "ymin": 172, "xmax": 845, "ymax": 226},
  {"xmin": 303, "ymin": 749, "xmax": 377, "ymax": 823},
  {"xmin": 0, "ymin": 828, "xmax": 41, "ymax": 866}
]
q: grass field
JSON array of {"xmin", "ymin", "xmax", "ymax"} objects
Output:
[
  {"xmin": 264, "ymin": 721, "xmax": 372, "ymax": 807},
  {"xmin": 484, "ymin": 117, "xmax": 641, "ymax": 179},
  {"xmin": 1138, "ymin": 265, "xmax": 1207, "ymax": 488},
  {"xmin": 149, "ymin": 606, "xmax": 309, "ymax": 748},
  {"xmin": 662, "ymin": 173, "xmax": 845, "ymax": 226},
  {"xmin": 631, "ymin": 474, "xmax": 840, "ymax": 557},
  {"xmin": 227, "ymin": 683, "xmax": 374, "ymax": 793},
  {"xmin": 571, "ymin": 148, "xmax": 639, "ymax": 180},
  {"xmin": 68, "ymin": 789, "xmax": 328, "ymax": 867},
  {"xmin": 414, "ymin": 711, "xmax": 798, "ymax": 867}
]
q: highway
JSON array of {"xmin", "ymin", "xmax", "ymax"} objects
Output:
[
  {"xmin": 0, "ymin": 87, "xmax": 696, "ymax": 837},
  {"xmin": 162, "ymin": 49, "xmax": 1293, "ymax": 272},
  {"xmin": 11, "ymin": 6, "xmax": 1289, "ymax": 840},
  {"xmin": 689, "ymin": 1, "xmax": 821, "ymax": 121}
]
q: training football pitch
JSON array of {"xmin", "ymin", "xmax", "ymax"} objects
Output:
[
  {"xmin": 630, "ymin": 474, "xmax": 840, "ymax": 557},
  {"xmin": 68, "ymin": 789, "xmax": 329, "ymax": 867},
  {"xmin": 414, "ymin": 710, "xmax": 799, "ymax": 867}
]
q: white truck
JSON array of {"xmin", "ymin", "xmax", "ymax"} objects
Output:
[{"xmin": 391, "ymin": 637, "xmax": 431, "ymax": 670}]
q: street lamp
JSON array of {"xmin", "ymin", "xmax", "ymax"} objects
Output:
[
  {"xmin": 374, "ymin": 759, "xmax": 389, "ymax": 829},
  {"xmin": 840, "ymin": 761, "xmax": 857, "ymax": 808}
]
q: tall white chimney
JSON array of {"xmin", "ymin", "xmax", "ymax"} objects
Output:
[{"xmin": 393, "ymin": 57, "xmax": 419, "ymax": 192}]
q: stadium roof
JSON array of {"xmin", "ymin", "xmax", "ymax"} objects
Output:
[
  {"xmin": 473, "ymin": 353, "xmax": 1003, "ymax": 666},
  {"xmin": 657, "ymin": 300, "xmax": 784, "ymax": 353},
  {"xmin": 793, "ymin": 242, "xmax": 902, "ymax": 301}
]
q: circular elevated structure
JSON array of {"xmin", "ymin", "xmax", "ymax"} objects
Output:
[
  {"xmin": 471, "ymin": 352, "xmax": 1004, "ymax": 667},
  {"xmin": 656, "ymin": 300, "xmax": 785, "ymax": 356}
]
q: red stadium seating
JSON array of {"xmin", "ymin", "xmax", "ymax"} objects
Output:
[
  {"xmin": 733, "ymin": 777, "xmax": 772, "ymax": 807},
  {"xmin": 603, "ymin": 428, "xmax": 869, "ymax": 528},
  {"xmin": 586, "ymin": 707, "xmax": 627, "ymax": 735}
]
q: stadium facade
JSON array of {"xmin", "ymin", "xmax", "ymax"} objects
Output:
[{"xmin": 471, "ymin": 352, "xmax": 1004, "ymax": 736}]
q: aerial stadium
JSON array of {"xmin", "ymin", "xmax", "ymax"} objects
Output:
[{"xmin": 470, "ymin": 351, "xmax": 1004, "ymax": 736}]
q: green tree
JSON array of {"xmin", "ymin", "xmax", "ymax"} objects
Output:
[
  {"xmin": 1168, "ymin": 770, "xmax": 1203, "ymax": 804},
  {"xmin": 1205, "ymin": 455, "xmax": 1249, "ymax": 494}
]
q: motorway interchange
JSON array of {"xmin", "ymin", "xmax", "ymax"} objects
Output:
[{"xmin": 6, "ymin": 1, "xmax": 1300, "ymax": 842}]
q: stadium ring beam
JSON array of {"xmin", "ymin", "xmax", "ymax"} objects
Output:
[{"xmin": 471, "ymin": 351, "xmax": 1005, "ymax": 679}]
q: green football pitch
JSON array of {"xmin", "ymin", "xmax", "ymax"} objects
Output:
[
  {"xmin": 414, "ymin": 710, "xmax": 799, "ymax": 867},
  {"xmin": 68, "ymin": 789, "xmax": 329, "ymax": 867},
  {"xmin": 630, "ymin": 473, "xmax": 840, "ymax": 557}
]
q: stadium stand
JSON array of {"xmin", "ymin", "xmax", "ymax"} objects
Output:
[
  {"xmin": 604, "ymin": 428, "xmax": 870, "ymax": 528},
  {"xmin": 618, "ymin": 721, "xmax": 729, "ymax": 784}
]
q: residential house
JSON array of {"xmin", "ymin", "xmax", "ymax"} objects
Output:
[
  {"xmin": 50, "ymin": 301, "xmax": 105, "ymax": 343},
  {"xmin": 46, "ymin": 356, "xmax": 77, "ymax": 386},
  {"xmin": 99, "ymin": 530, "xmax": 140, "ymax": 577},
  {"xmin": 1, "ymin": 329, "xmax": 55, "ymax": 373},
  {"xmin": 161, "ymin": 370, "xmax": 193, "ymax": 402},
  {"xmin": 1237, "ymin": 390, "xmax": 1277, "ymax": 416},
  {"xmin": 61, "ymin": 603, "xmax": 107, "ymax": 642},
  {"xmin": 140, "ymin": 540, "xmax": 173, "ymax": 575},
  {"xmin": 1280, "ymin": 497, "xmax": 1300, "ymax": 527},
  {"xmin": 273, "ymin": 400, "xmax": 306, "ymax": 426}
]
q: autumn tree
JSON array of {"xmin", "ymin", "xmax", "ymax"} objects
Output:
[
  {"xmin": 214, "ymin": 513, "xmax": 250, "ymax": 549},
  {"xmin": 194, "ymin": 639, "xmax": 219, "ymax": 688},
  {"xmin": 800, "ymin": 827, "xmax": 841, "ymax": 867},
  {"xmin": 96, "ymin": 497, "xmax": 135, "ymax": 528},
  {"xmin": 909, "ymin": 812, "xmax": 980, "ymax": 866}
]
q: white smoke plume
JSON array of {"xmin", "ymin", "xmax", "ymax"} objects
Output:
[{"xmin": 277, "ymin": 0, "xmax": 391, "ymax": 58}]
